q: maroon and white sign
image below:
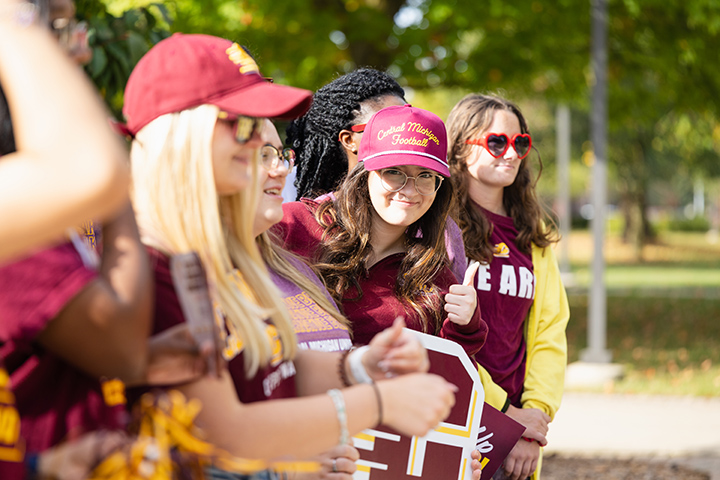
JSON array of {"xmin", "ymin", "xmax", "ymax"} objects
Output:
[
  {"xmin": 353, "ymin": 331, "xmax": 483, "ymax": 480},
  {"xmin": 353, "ymin": 330, "xmax": 524, "ymax": 480}
]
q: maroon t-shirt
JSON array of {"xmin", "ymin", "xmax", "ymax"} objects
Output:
[
  {"xmin": 470, "ymin": 206, "xmax": 534, "ymax": 406},
  {"xmin": 276, "ymin": 200, "xmax": 487, "ymax": 358},
  {"xmin": 144, "ymin": 247, "xmax": 297, "ymax": 404},
  {"xmin": 0, "ymin": 242, "xmax": 126, "ymax": 453}
]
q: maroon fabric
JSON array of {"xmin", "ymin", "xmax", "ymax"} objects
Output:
[
  {"xmin": 0, "ymin": 365, "xmax": 25, "ymax": 479},
  {"xmin": 471, "ymin": 205, "xmax": 534, "ymax": 407},
  {"xmin": 0, "ymin": 243, "xmax": 126, "ymax": 453},
  {"xmin": 276, "ymin": 201, "xmax": 487, "ymax": 358},
  {"xmin": 143, "ymin": 248, "xmax": 297, "ymax": 404}
]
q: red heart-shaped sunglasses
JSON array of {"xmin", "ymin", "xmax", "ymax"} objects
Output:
[{"xmin": 465, "ymin": 133, "xmax": 532, "ymax": 159}]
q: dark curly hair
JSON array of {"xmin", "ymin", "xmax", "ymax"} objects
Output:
[
  {"xmin": 286, "ymin": 68, "xmax": 405, "ymax": 200},
  {"xmin": 446, "ymin": 93, "xmax": 557, "ymax": 263}
]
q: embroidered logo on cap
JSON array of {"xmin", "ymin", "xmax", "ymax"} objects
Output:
[{"xmin": 226, "ymin": 43, "xmax": 259, "ymax": 75}]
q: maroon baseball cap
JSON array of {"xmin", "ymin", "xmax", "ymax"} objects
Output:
[
  {"xmin": 358, "ymin": 104, "xmax": 450, "ymax": 177},
  {"xmin": 121, "ymin": 33, "xmax": 313, "ymax": 137}
]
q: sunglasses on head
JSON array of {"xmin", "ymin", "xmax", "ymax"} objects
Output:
[
  {"xmin": 218, "ymin": 111, "xmax": 265, "ymax": 144},
  {"xmin": 465, "ymin": 133, "xmax": 532, "ymax": 159}
]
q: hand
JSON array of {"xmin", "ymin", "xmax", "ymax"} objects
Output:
[
  {"xmin": 291, "ymin": 444, "xmax": 359, "ymax": 480},
  {"xmin": 126, "ymin": 323, "xmax": 224, "ymax": 387},
  {"xmin": 470, "ymin": 449, "xmax": 483, "ymax": 480},
  {"xmin": 363, "ymin": 317, "xmax": 429, "ymax": 379},
  {"xmin": 377, "ymin": 373, "xmax": 457, "ymax": 438},
  {"xmin": 38, "ymin": 430, "xmax": 129, "ymax": 480},
  {"xmin": 444, "ymin": 261, "xmax": 480, "ymax": 326},
  {"xmin": 505, "ymin": 405, "xmax": 550, "ymax": 446},
  {"xmin": 499, "ymin": 438, "xmax": 540, "ymax": 480}
]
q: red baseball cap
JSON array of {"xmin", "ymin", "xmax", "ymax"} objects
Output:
[
  {"xmin": 358, "ymin": 104, "xmax": 450, "ymax": 177},
  {"xmin": 121, "ymin": 33, "xmax": 313, "ymax": 137}
]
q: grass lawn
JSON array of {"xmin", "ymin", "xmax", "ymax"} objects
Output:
[{"xmin": 561, "ymin": 230, "xmax": 720, "ymax": 396}]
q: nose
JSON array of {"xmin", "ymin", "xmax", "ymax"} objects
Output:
[
  {"xmin": 268, "ymin": 163, "xmax": 290, "ymax": 178},
  {"xmin": 505, "ymin": 144, "xmax": 518, "ymax": 159},
  {"xmin": 398, "ymin": 177, "xmax": 418, "ymax": 196}
]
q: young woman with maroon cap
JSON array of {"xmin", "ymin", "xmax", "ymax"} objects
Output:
[
  {"xmin": 278, "ymin": 104, "xmax": 488, "ymax": 363},
  {"xmin": 124, "ymin": 34, "xmax": 457, "ymax": 480},
  {"xmin": 446, "ymin": 94, "xmax": 570, "ymax": 480}
]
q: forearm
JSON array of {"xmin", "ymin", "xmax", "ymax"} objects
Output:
[
  {"xmin": 293, "ymin": 350, "xmax": 344, "ymax": 396},
  {"xmin": 179, "ymin": 371, "xmax": 378, "ymax": 460},
  {"xmin": 0, "ymin": 20, "xmax": 128, "ymax": 261},
  {"xmin": 97, "ymin": 204, "xmax": 153, "ymax": 381}
]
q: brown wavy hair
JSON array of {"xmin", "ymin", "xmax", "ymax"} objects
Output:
[
  {"xmin": 313, "ymin": 164, "xmax": 454, "ymax": 334},
  {"xmin": 446, "ymin": 93, "xmax": 557, "ymax": 263}
]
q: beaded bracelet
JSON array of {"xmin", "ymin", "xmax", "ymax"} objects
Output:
[
  {"xmin": 327, "ymin": 389, "xmax": 349, "ymax": 445},
  {"xmin": 338, "ymin": 347, "xmax": 355, "ymax": 387}
]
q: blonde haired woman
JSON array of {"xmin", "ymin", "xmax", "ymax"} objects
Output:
[{"xmin": 126, "ymin": 34, "xmax": 456, "ymax": 479}]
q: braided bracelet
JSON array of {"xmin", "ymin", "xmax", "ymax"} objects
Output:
[{"xmin": 327, "ymin": 389, "xmax": 349, "ymax": 445}]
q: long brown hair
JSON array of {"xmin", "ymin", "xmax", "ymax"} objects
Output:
[
  {"xmin": 313, "ymin": 164, "xmax": 454, "ymax": 334},
  {"xmin": 446, "ymin": 93, "xmax": 557, "ymax": 263}
]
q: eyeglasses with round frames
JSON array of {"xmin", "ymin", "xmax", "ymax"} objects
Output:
[
  {"xmin": 379, "ymin": 168, "xmax": 443, "ymax": 196},
  {"xmin": 218, "ymin": 111, "xmax": 265, "ymax": 144},
  {"xmin": 261, "ymin": 144, "xmax": 295, "ymax": 173},
  {"xmin": 465, "ymin": 132, "xmax": 532, "ymax": 159}
]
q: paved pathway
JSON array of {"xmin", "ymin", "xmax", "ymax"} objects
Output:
[{"xmin": 544, "ymin": 392, "xmax": 720, "ymax": 478}]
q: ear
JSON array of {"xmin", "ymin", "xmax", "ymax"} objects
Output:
[{"xmin": 338, "ymin": 129, "xmax": 358, "ymax": 155}]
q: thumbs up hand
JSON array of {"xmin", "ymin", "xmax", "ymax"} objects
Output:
[{"xmin": 443, "ymin": 261, "xmax": 480, "ymax": 326}]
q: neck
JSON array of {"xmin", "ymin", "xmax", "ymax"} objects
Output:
[
  {"xmin": 468, "ymin": 181, "xmax": 506, "ymax": 216},
  {"xmin": 368, "ymin": 217, "xmax": 406, "ymax": 267}
]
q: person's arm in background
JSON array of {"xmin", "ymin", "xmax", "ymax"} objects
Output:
[
  {"xmin": 0, "ymin": 1, "xmax": 128, "ymax": 263},
  {"xmin": 36, "ymin": 204, "xmax": 153, "ymax": 383}
]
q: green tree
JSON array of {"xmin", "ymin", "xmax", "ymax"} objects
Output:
[{"xmin": 76, "ymin": 0, "xmax": 171, "ymax": 118}]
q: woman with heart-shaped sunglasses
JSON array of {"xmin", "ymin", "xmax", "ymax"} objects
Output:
[{"xmin": 446, "ymin": 94, "xmax": 570, "ymax": 480}]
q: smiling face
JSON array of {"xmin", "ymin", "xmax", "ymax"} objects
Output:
[
  {"xmin": 367, "ymin": 164, "xmax": 437, "ymax": 235},
  {"xmin": 252, "ymin": 120, "xmax": 288, "ymax": 237},
  {"xmin": 464, "ymin": 109, "xmax": 524, "ymax": 197},
  {"xmin": 211, "ymin": 117, "xmax": 264, "ymax": 196}
]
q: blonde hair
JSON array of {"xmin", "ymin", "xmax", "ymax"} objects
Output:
[
  {"xmin": 130, "ymin": 104, "xmax": 296, "ymax": 377},
  {"xmin": 256, "ymin": 230, "xmax": 351, "ymax": 332}
]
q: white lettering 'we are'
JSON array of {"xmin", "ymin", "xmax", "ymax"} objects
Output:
[{"xmin": 475, "ymin": 263, "xmax": 535, "ymax": 299}]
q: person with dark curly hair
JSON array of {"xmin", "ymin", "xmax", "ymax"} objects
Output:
[
  {"xmin": 286, "ymin": 68, "xmax": 406, "ymax": 202},
  {"xmin": 446, "ymin": 93, "xmax": 570, "ymax": 480},
  {"xmin": 286, "ymin": 68, "xmax": 467, "ymax": 282}
]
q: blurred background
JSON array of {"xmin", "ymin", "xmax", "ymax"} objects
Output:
[{"xmin": 75, "ymin": 0, "xmax": 720, "ymax": 397}]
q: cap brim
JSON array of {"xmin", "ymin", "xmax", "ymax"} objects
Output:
[
  {"xmin": 362, "ymin": 152, "xmax": 451, "ymax": 177},
  {"xmin": 215, "ymin": 81, "xmax": 313, "ymax": 120}
]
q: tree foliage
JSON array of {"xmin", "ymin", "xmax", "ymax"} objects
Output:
[{"xmin": 76, "ymin": 0, "xmax": 171, "ymax": 118}]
